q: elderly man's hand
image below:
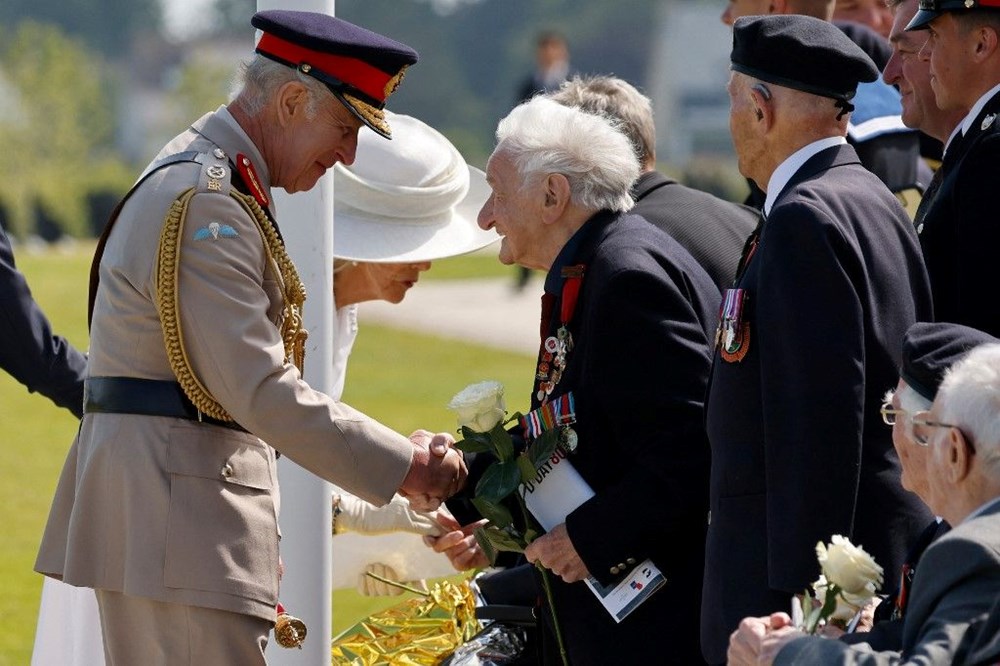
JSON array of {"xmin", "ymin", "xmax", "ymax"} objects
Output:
[
  {"xmin": 524, "ymin": 523, "xmax": 590, "ymax": 583},
  {"xmin": 399, "ymin": 430, "xmax": 466, "ymax": 511},
  {"xmin": 727, "ymin": 612, "xmax": 805, "ymax": 666},
  {"xmin": 424, "ymin": 509, "xmax": 490, "ymax": 571}
]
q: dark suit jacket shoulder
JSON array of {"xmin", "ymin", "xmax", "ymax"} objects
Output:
[
  {"xmin": 919, "ymin": 89, "xmax": 1000, "ymax": 337},
  {"xmin": 631, "ymin": 170, "xmax": 758, "ymax": 290},
  {"xmin": 0, "ymin": 225, "xmax": 86, "ymax": 416}
]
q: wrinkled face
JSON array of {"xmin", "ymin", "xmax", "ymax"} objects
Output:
[
  {"xmin": 888, "ymin": 380, "xmax": 932, "ymax": 501},
  {"xmin": 721, "ymin": 0, "xmax": 773, "ymax": 25},
  {"xmin": 727, "ymin": 73, "xmax": 763, "ymax": 182},
  {"xmin": 275, "ymin": 96, "xmax": 363, "ymax": 194},
  {"xmin": 341, "ymin": 261, "xmax": 432, "ymax": 304},
  {"xmin": 834, "ymin": 0, "xmax": 894, "ymax": 38},
  {"xmin": 920, "ymin": 13, "xmax": 972, "ymax": 113},
  {"xmin": 478, "ymin": 151, "xmax": 546, "ymax": 269},
  {"xmin": 921, "ymin": 400, "xmax": 954, "ymax": 517}
]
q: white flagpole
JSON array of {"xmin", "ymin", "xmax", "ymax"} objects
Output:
[{"xmin": 255, "ymin": 1, "xmax": 336, "ymax": 664}]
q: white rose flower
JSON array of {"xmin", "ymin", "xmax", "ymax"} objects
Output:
[
  {"xmin": 812, "ymin": 574, "xmax": 875, "ymax": 622},
  {"xmin": 447, "ymin": 381, "xmax": 506, "ymax": 432},
  {"xmin": 816, "ymin": 535, "xmax": 884, "ymax": 596}
]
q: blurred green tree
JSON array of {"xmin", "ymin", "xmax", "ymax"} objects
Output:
[
  {"xmin": 0, "ymin": 0, "xmax": 160, "ymax": 58},
  {"xmin": 0, "ymin": 21, "xmax": 132, "ymax": 238}
]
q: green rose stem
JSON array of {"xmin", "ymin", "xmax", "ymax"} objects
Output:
[
  {"xmin": 535, "ymin": 563, "xmax": 569, "ymax": 666},
  {"xmin": 515, "ymin": 481, "xmax": 569, "ymax": 666}
]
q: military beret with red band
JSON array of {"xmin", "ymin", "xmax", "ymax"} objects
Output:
[{"xmin": 251, "ymin": 10, "xmax": 418, "ymax": 139}]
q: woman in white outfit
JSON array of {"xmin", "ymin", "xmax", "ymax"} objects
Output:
[{"xmin": 30, "ymin": 112, "xmax": 496, "ymax": 663}]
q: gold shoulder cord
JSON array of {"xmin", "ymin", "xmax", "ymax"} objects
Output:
[{"xmin": 155, "ymin": 187, "xmax": 308, "ymax": 423}]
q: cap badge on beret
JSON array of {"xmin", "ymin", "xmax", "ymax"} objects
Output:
[{"xmin": 251, "ymin": 10, "xmax": 418, "ymax": 139}]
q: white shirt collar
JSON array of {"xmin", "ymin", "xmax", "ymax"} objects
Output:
[
  {"xmin": 962, "ymin": 495, "xmax": 1000, "ymax": 524},
  {"xmin": 946, "ymin": 81, "xmax": 1000, "ymax": 155},
  {"xmin": 764, "ymin": 136, "xmax": 847, "ymax": 216}
]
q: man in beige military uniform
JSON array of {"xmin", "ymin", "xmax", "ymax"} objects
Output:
[{"xmin": 34, "ymin": 10, "xmax": 465, "ymax": 664}]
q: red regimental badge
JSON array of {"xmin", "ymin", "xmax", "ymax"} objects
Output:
[{"xmin": 236, "ymin": 153, "xmax": 270, "ymax": 208}]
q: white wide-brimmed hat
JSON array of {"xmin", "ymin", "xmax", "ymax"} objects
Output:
[{"xmin": 332, "ymin": 112, "xmax": 499, "ymax": 263}]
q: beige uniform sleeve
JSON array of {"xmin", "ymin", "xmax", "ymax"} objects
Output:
[{"xmin": 172, "ymin": 189, "xmax": 412, "ymax": 505}]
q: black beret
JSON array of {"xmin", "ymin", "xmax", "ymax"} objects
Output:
[
  {"xmin": 251, "ymin": 10, "xmax": 419, "ymax": 139},
  {"xmin": 731, "ymin": 15, "xmax": 879, "ymax": 108},
  {"xmin": 907, "ymin": 0, "xmax": 1000, "ymax": 30},
  {"xmin": 901, "ymin": 322, "xmax": 999, "ymax": 401}
]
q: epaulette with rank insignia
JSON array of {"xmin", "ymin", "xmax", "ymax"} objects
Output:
[{"xmin": 195, "ymin": 147, "xmax": 234, "ymax": 196}]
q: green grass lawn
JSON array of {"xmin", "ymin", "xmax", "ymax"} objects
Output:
[{"xmin": 1, "ymin": 241, "xmax": 533, "ymax": 664}]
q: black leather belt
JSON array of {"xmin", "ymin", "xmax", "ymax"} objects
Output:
[{"xmin": 84, "ymin": 376, "xmax": 247, "ymax": 432}]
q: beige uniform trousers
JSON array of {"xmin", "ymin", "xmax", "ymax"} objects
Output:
[{"xmin": 95, "ymin": 590, "xmax": 270, "ymax": 665}]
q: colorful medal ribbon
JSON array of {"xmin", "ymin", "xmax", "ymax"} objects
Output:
[
  {"xmin": 521, "ymin": 391, "xmax": 576, "ymax": 440},
  {"xmin": 534, "ymin": 264, "xmax": 585, "ymax": 404}
]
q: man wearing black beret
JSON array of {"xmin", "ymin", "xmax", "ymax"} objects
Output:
[
  {"xmin": 34, "ymin": 10, "xmax": 468, "ymax": 663},
  {"xmin": 702, "ymin": 14, "xmax": 935, "ymax": 664},
  {"xmin": 903, "ymin": 0, "xmax": 1000, "ymax": 337}
]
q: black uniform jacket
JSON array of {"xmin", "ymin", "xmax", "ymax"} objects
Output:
[
  {"xmin": 0, "ymin": 225, "xmax": 86, "ymax": 416},
  {"xmin": 458, "ymin": 209, "xmax": 720, "ymax": 665},
  {"xmin": 701, "ymin": 143, "xmax": 935, "ymax": 664},
  {"xmin": 918, "ymin": 88, "xmax": 1000, "ymax": 337},
  {"xmin": 631, "ymin": 170, "xmax": 759, "ymax": 291}
]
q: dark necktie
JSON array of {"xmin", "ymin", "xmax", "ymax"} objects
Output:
[{"xmin": 914, "ymin": 166, "xmax": 944, "ymax": 227}]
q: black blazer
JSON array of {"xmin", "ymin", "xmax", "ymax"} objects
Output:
[
  {"xmin": 0, "ymin": 225, "xmax": 86, "ymax": 416},
  {"xmin": 701, "ymin": 144, "xmax": 935, "ymax": 664},
  {"xmin": 456, "ymin": 210, "xmax": 720, "ymax": 665},
  {"xmin": 917, "ymin": 88, "xmax": 1000, "ymax": 337},
  {"xmin": 631, "ymin": 170, "xmax": 759, "ymax": 290}
]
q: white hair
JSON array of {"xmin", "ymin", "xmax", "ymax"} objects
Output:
[
  {"xmin": 231, "ymin": 55, "xmax": 333, "ymax": 120},
  {"xmin": 494, "ymin": 96, "xmax": 639, "ymax": 212},
  {"xmin": 937, "ymin": 343, "xmax": 1000, "ymax": 466}
]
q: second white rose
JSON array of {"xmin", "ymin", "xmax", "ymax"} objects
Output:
[{"xmin": 816, "ymin": 534, "xmax": 884, "ymax": 596}]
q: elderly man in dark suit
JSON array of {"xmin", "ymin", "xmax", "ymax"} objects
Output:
[
  {"xmin": 455, "ymin": 94, "xmax": 719, "ymax": 664},
  {"xmin": 701, "ymin": 15, "xmax": 935, "ymax": 664},
  {"xmin": 0, "ymin": 224, "xmax": 86, "ymax": 415},
  {"xmin": 903, "ymin": 0, "xmax": 1000, "ymax": 336},
  {"xmin": 549, "ymin": 75, "xmax": 758, "ymax": 291},
  {"xmin": 728, "ymin": 340, "xmax": 1000, "ymax": 665}
]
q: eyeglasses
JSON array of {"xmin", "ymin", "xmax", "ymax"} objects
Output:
[
  {"xmin": 880, "ymin": 403, "xmax": 907, "ymax": 427},
  {"xmin": 880, "ymin": 403, "xmax": 964, "ymax": 447}
]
